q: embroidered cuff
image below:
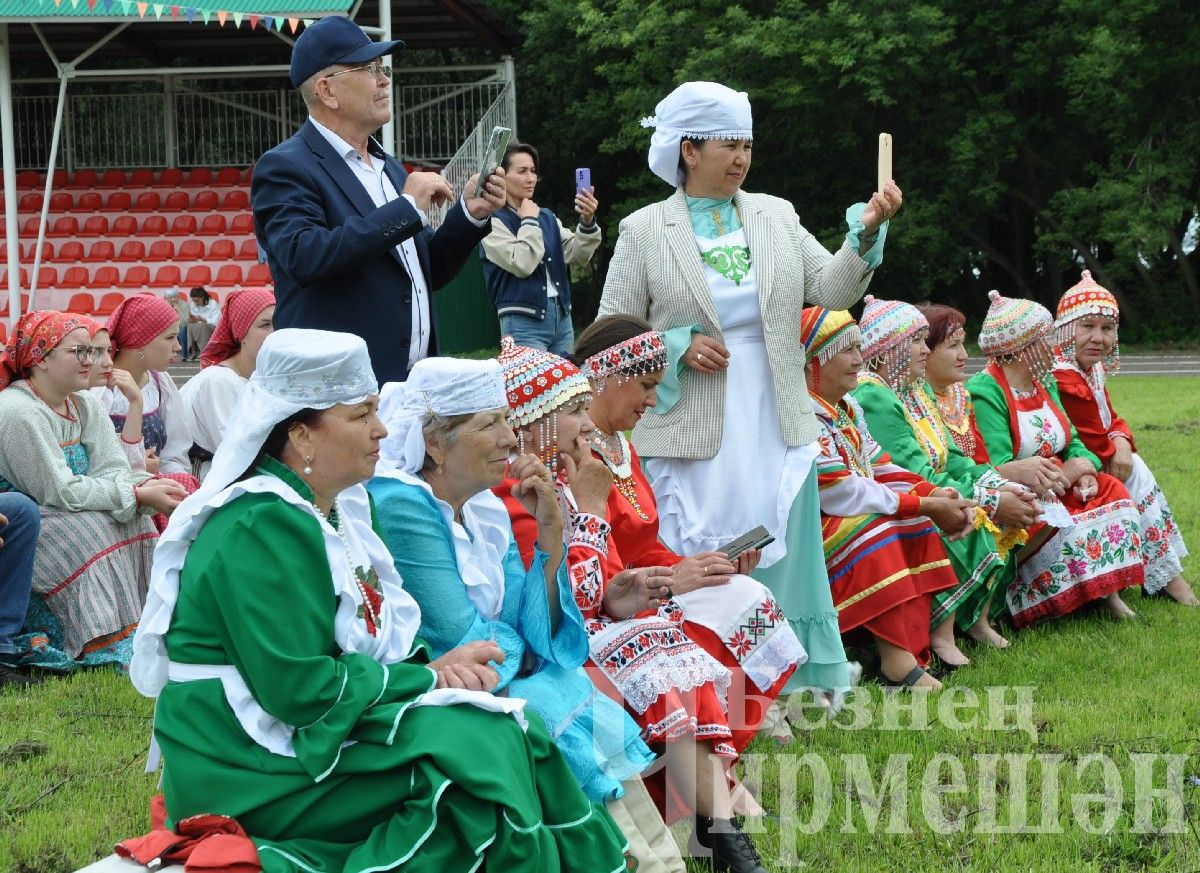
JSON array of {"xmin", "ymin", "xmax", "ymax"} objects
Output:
[
  {"xmin": 844, "ymin": 202, "xmax": 888, "ymax": 270},
  {"xmin": 974, "ymin": 485, "xmax": 1002, "ymax": 518},
  {"xmin": 570, "ymin": 513, "xmax": 611, "ymax": 556}
]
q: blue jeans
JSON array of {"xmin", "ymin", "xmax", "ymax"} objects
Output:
[
  {"xmin": 0, "ymin": 492, "xmax": 38, "ymax": 661},
  {"xmin": 499, "ymin": 299, "xmax": 575, "ymax": 357}
]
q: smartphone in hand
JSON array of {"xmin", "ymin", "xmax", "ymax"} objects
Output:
[
  {"xmin": 575, "ymin": 167, "xmax": 592, "ymax": 195},
  {"xmin": 719, "ymin": 525, "xmax": 775, "ymax": 562},
  {"xmin": 474, "ymin": 126, "xmax": 513, "ymax": 198}
]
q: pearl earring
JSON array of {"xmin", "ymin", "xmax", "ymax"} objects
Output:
[{"xmin": 303, "ymin": 457, "xmax": 313, "ymax": 475}]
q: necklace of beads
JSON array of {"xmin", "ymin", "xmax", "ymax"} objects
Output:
[
  {"xmin": 313, "ymin": 499, "xmax": 383, "ymax": 635},
  {"xmin": 933, "ymin": 384, "xmax": 977, "ymax": 459},
  {"xmin": 900, "ymin": 385, "xmax": 950, "ymax": 470},
  {"xmin": 588, "ymin": 431, "xmax": 647, "ymax": 520}
]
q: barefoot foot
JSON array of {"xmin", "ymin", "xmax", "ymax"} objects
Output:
[
  {"xmin": 1162, "ymin": 577, "xmax": 1200, "ymax": 606},
  {"xmin": 966, "ymin": 621, "xmax": 1010, "ymax": 649},
  {"xmin": 1103, "ymin": 592, "xmax": 1137, "ymax": 619},
  {"xmin": 930, "ymin": 641, "xmax": 971, "ymax": 667}
]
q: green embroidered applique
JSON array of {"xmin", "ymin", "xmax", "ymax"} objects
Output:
[{"xmin": 699, "ymin": 245, "xmax": 752, "ymax": 285}]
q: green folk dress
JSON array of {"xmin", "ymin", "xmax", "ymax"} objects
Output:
[
  {"xmin": 853, "ymin": 375, "xmax": 1012, "ymax": 629},
  {"xmin": 153, "ymin": 459, "xmax": 629, "ymax": 873}
]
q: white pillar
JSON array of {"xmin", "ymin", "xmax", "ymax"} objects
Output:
[
  {"xmin": 28, "ymin": 72, "xmax": 68, "ymax": 312},
  {"xmin": 379, "ymin": 0, "xmax": 396, "ymax": 157},
  {"xmin": 503, "ymin": 55, "xmax": 517, "ymax": 140},
  {"xmin": 0, "ymin": 23, "xmax": 21, "ymax": 326}
]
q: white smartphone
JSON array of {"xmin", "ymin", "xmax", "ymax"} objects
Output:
[
  {"xmin": 877, "ymin": 132, "xmax": 892, "ymax": 193},
  {"xmin": 474, "ymin": 126, "xmax": 513, "ymax": 197}
]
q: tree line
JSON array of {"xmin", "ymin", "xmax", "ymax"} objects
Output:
[{"xmin": 491, "ymin": 0, "xmax": 1200, "ymax": 341}]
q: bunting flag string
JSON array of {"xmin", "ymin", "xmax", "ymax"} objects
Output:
[{"xmin": 38, "ymin": 0, "xmax": 324, "ymax": 33}]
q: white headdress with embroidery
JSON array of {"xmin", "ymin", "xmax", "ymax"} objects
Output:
[{"xmin": 640, "ymin": 81, "xmax": 753, "ymax": 187}]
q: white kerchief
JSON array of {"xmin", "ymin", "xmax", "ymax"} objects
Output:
[
  {"xmin": 640, "ymin": 81, "xmax": 753, "ymax": 187},
  {"xmin": 377, "ymin": 357, "xmax": 509, "ymax": 476},
  {"xmin": 131, "ymin": 329, "xmax": 384, "ymax": 696}
]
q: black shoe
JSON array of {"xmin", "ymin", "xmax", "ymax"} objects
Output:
[
  {"xmin": 696, "ymin": 816, "xmax": 767, "ymax": 873},
  {"xmin": 0, "ymin": 665, "xmax": 41, "ymax": 688}
]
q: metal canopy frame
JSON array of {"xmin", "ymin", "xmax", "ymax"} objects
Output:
[{"xmin": 1, "ymin": 4, "xmax": 411, "ymax": 324}]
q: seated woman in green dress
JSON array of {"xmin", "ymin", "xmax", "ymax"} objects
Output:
[
  {"xmin": 129, "ymin": 329, "xmax": 630, "ymax": 873},
  {"xmin": 851, "ymin": 296, "xmax": 1032, "ymax": 667}
]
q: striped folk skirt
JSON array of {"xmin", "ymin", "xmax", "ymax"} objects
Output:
[
  {"xmin": 30, "ymin": 507, "xmax": 157, "ymax": 659},
  {"xmin": 823, "ymin": 513, "xmax": 958, "ymax": 664}
]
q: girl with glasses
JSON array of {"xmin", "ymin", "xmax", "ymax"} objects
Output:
[{"xmin": 0, "ymin": 311, "xmax": 187, "ymax": 671}]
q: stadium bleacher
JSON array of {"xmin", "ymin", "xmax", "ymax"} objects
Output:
[{"xmin": 4, "ymin": 165, "xmax": 270, "ymax": 317}]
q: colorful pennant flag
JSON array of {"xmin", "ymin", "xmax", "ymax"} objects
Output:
[
  {"xmin": 288, "ymin": 17, "xmax": 299, "ymax": 32},
  {"xmin": 231, "ymin": 10, "xmax": 243, "ymax": 26},
  {"xmin": 136, "ymin": 1, "xmax": 147, "ymax": 16},
  {"xmin": 263, "ymin": 15, "xmax": 274, "ymax": 31},
  {"xmin": 216, "ymin": 8, "xmax": 226, "ymax": 25},
  {"xmin": 151, "ymin": 3, "xmax": 164, "ymax": 18}
]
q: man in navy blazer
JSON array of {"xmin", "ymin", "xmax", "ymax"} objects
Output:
[{"xmin": 252, "ymin": 16, "xmax": 506, "ymax": 383}]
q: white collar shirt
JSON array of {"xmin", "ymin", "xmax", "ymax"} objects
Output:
[{"xmin": 309, "ymin": 117, "xmax": 438, "ymax": 369}]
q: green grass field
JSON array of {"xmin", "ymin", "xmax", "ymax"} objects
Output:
[{"xmin": 2, "ymin": 377, "xmax": 1198, "ymax": 873}]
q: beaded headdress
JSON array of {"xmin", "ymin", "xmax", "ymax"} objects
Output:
[
  {"xmin": 1053, "ymin": 270, "xmax": 1120, "ymax": 372},
  {"xmin": 858, "ymin": 295, "xmax": 929, "ymax": 388},
  {"xmin": 498, "ymin": 337, "xmax": 591, "ymax": 475},
  {"xmin": 978, "ymin": 289, "xmax": 1055, "ymax": 380},
  {"xmin": 800, "ymin": 307, "xmax": 861, "ymax": 365},
  {"xmin": 583, "ymin": 330, "xmax": 668, "ymax": 393}
]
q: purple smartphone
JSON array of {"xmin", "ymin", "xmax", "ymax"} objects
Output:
[{"xmin": 575, "ymin": 167, "xmax": 592, "ymax": 194}]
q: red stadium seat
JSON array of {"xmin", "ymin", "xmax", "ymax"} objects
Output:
[
  {"xmin": 199, "ymin": 214, "xmax": 227, "ymax": 235},
  {"xmin": 16, "ymin": 170, "xmax": 39, "ymax": 187},
  {"xmin": 90, "ymin": 266, "xmax": 120, "ymax": 289},
  {"xmin": 47, "ymin": 216, "xmax": 79, "ymax": 238},
  {"xmin": 117, "ymin": 240, "xmax": 146, "ymax": 262},
  {"xmin": 150, "ymin": 265, "xmax": 182, "ymax": 288},
  {"xmin": 105, "ymin": 191, "xmax": 132, "ymax": 211},
  {"xmin": 183, "ymin": 265, "xmax": 212, "ymax": 286},
  {"xmin": 167, "ymin": 215, "xmax": 197, "ymax": 236},
  {"xmin": 148, "ymin": 240, "xmax": 175, "ymax": 260},
  {"xmin": 66, "ymin": 291, "xmax": 94, "ymax": 312},
  {"xmin": 141, "ymin": 215, "xmax": 169, "ymax": 235},
  {"xmin": 183, "ymin": 167, "xmax": 213, "ymax": 187},
  {"xmin": 111, "ymin": 215, "xmax": 137, "ymax": 236},
  {"xmin": 208, "ymin": 239, "xmax": 235, "ymax": 260},
  {"xmin": 221, "ymin": 190, "xmax": 250, "ymax": 211},
  {"xmin": 129, "ymin": 168, "xmax": 155, "ymax": 186},
  {"xmin": 19, "ymin": 217, "xmax": 40, "ymax": 237},
  {"xmin": 80, "ymin": 216, "xmax": 110, "ymax": 237},
  {"xmin": 66, "ymin": 169, "xmax": 98, "ymax": 190},
  {"xmin": 190, "ymin": 190, "xmax": 218, "ymax": 211},
  {"xmin": 51, "ymin": 169, "xmax": 69, "ymax": 188},
  {"xmin": 213, "ymin": 264, "xmax": 243, "ymax": 286},
  {"xmin": 61, "ymin": 267, "xmax": 90, "ymax": 290},
  {"xmin": 228, "ymin": 214, "xmax": 254, "ymax": 235},
  {"xmin": 157, "ymin": 167, "xmax": 183, "ymax": 187},
  {"xmin": 22, "ymin": 240, "xmax": 54, "ymax": 262},
  {"xmin": 0, "ymin": 288, "xmax": 30, "ymax": 312},
  {"xmin": 77, "ymin": 191, "xmax": 103, "ymax": 211},
  {"xmin": 246, "ymin": 263, "xmax": 272, "ymax": 285},
  {"xmin": 97, "ymin": 170, "xmax": 126, "ymax": 188},
  {"xmin": 118, "ymin": 265, "xmax": 150, "ymax": 288},
  {"xmin": 177, "ymin": 239, "xmax": 204, "ymax": 260},
  {"xmin": 18, "ymin": 192, "xmax": 42, "ymax": 211},
  {"xmin": 0, "ymin": 323, "xmax": 5, "ymax": 344},
  {"xmin": 49, "ymin": 192, "xmax": 73, "ymax": 211},
  {"xmin": 236, "ymin": 239, "xmax": 258, "ymax": 260},
  {"xmin": 242, "ymin": 165, "xmax": 253, "ymax": 185},
  {"xmin": 163, "ymin": 191, "xmax": 189, "ymax": 211},
  {"xmin": 56, "ymin": 241, "xmax": 83, "ymax": 262},
  {"xmin": 34, "ymin": 266, "xmax": 58, "ymax": 288},
  {"xmin": 94, "ymin": 290, "xmax": 124, "ymax": 313},
  {"xmin": 84, "ymin": 241, "xmax": 116, "ymax": 263},
  {"xmin": 216, "ymin": 167, "xmax": 241, "ymax": 185},
  {"xmin": 132, "ymin": 191, "xmax": 162, "ymax": 212}
]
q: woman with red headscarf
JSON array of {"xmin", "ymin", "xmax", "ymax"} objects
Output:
[
  {"xmin": 84, "ymin": 317, "xmax": 158, "ymax": 475},
  {"xmin": 0, "ymin": 311, "xmax": 187, "ymax": 670},
  {"xmin": 180, "ymin": 288, "xmax": 275, "ymax": 480},
  {"xmin": 92, "ymin": 294, "xmax": 198, "ymax": 494}
]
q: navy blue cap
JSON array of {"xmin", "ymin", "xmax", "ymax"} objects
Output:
[{"xmin": 290, "ymin": 16, "xmax": 405, "ymax": 88}]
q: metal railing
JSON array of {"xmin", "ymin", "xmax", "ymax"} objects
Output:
[
  {"xmin": 430, "ymin": 85, "xmax": 515, "ymax": 229},
  {"xmin": 6, "ymin": 66, "xmax": 515, "ymax": 172},
  {"xmin": 394, "ymin": 77, "xmax": 509, "ymax": 165},
  {"xmin": 175, "ymin": 89, "xmax": 305, "ymax": 168}
]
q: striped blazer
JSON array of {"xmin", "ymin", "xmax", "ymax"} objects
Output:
[{"xmin": 598, "ymin": 189, "xmax": 875, "ymax": 460}]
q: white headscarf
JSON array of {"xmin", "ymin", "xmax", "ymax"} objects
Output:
[
  {"xmin": 131, "ymin": 329, "xmax": 386, "ymax": 697},
  {"xmin": 376, "ymin": 357, "xmax": 509, "ymax": 476},
  {"xmin": 640, "ymin": 81, "xmax": 754, "ymax": 187}
]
